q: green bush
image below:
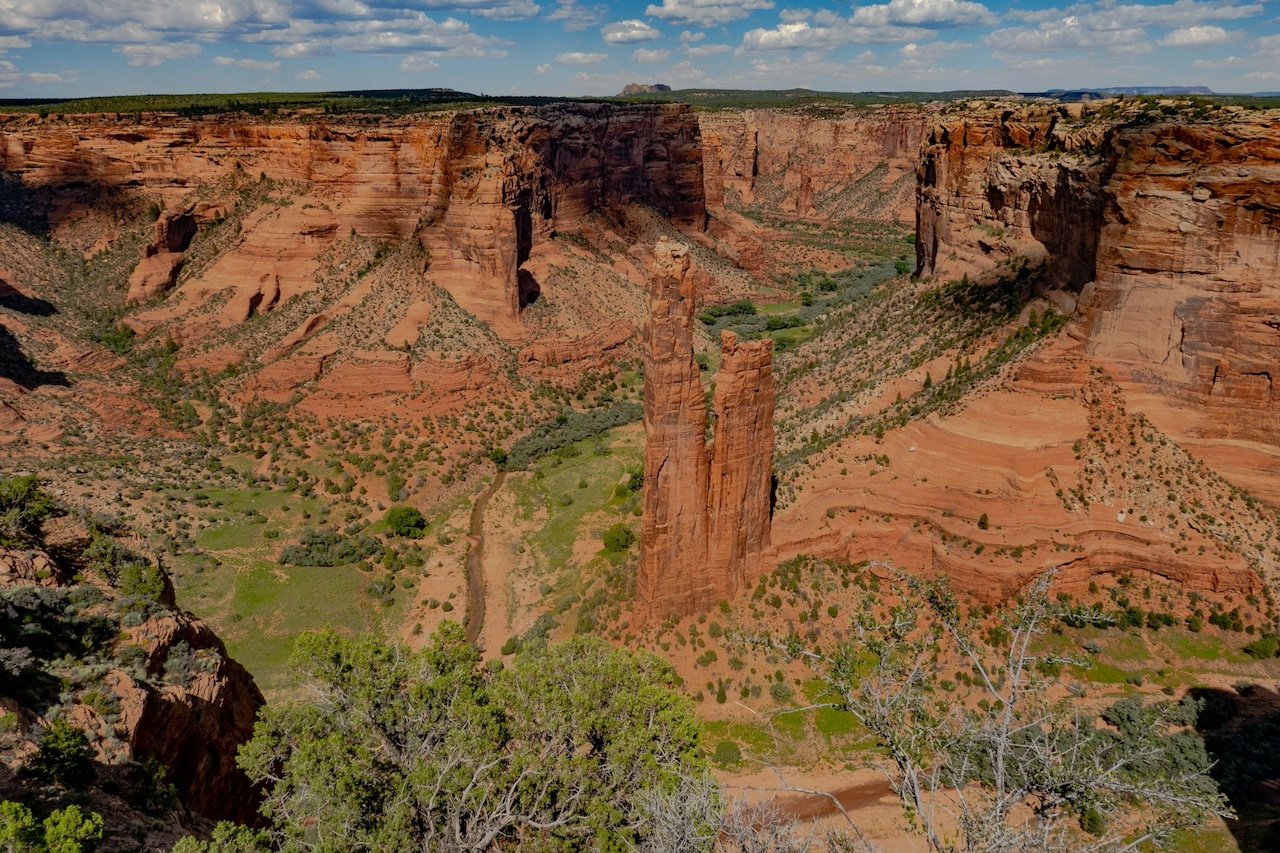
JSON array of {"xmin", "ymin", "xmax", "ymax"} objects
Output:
[
  {"xmin": 1243, "ymin": 633, "xmax": 1279, "ymax": 660},
  {"xmin": 384, "ymin": 507, "xmax": 427, "ymax": 538},
  {"xmin": 21, "ymin": 719, "xmax": 96, "ymax": 790},
  {"xmin": 602, "ymin": 523, "xmax": 636, "ymax": 553},
  {"xmin": 0, "ymin": 476, "xmax": 57, "ymax": 547},
  {"xmin": 712, "ymin": 740, "xmax": 741, "ymax": 765}
]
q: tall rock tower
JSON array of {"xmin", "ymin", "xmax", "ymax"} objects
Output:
[{"xmin": 638, "ymin": 240, "xmax": 775, "ymax": 621}]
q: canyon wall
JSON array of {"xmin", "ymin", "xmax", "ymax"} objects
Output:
[
  {"xmin": 700, "ymin": 106, "xmax": 926, "ymax": 224},
  {"xmin": 638, "ymin": 241, "xmax": 775, "ymax": 621},
  {"xmin": 916, "ymin": 104, "xmax": 1280, "ymax": 455},
  {"xmin": 0, "ymin": 103, "xmax": 705, "ymax": 329}
]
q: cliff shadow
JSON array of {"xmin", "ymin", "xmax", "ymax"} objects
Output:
[
  {"xmin": 0, "ymin": 323, "xmax": 69, "ymax": 389},
  {"xmin": 0, "ymin": 172, "xmax": 52, "ymax": 238},
  {"xmin": 518, "ymin": 269, "xmax": 541, "ymax": 309},
  {"xmin": 0, "ymin": 279, "xmax": 57, "ymax": 317},
  {"xmin": 1190, "ymin": 684, "xmax": 1280, "ymax": 851}
]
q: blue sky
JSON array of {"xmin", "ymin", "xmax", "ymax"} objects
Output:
[{"xmin": 0, "ymin": 0, "xmax": 1276, "ymax": 98}]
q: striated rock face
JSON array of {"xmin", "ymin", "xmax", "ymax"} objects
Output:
[
  {"xmin": 916, "ymin": 104, "xmax": 1280, "ymax": 452},
  {"xmin": 638, "ymin": 242, "xmax": 775, "ymax": 621},
  {"xmin": 1, "ymin": 104, "xmax": 706, "ymax": 330},
  {"xmin": 707, "ymin": 330, "xmax": 775, "ymax": 595},
  {"xmin": 639, "ymin": 240, "xmax": 710, "ymax": 620},
  {"xmin": 700, "ymin": 106, "xmax": 926, "ymax": 223},
  {"xmin": 127, "ymin": 205, "xmax": 199, "ymax": 303}
]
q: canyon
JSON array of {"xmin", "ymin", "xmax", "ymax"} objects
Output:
[{"xmin": 2, "ymin": 94, "xmax": 1280, "ymax": 845}]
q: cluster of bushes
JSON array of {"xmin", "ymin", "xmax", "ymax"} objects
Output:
[
  {"xmin": 279, "ymin": 529, "xmax": 381, "ymax": 566},
  {"xmin": 698, "ymin": 300, "xmax": 757, "ymax": 325},
  {"xmin": 384, "ymin": 506, "xmax": 427, "ymax": 538},
  {"xmin": 501, "ymin": 402, "xmax": 642, "ymax": 470}
]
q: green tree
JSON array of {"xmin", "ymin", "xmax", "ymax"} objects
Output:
[
  {"xmin": 21, "ymin": 719, "xmax": 96, "ymax": 790},
  {"xmin": 0, "ymin": 800, "xmax": 40, "ymax": 852},
  {"xmin": 0, "ymin": 476, "xmax": 57, "ymax": 547},
  {"xmin": 237, "ymin": 623, "xmax": 703, "ymax": 852},
  {"xmin": 42, "ymin": 807, "xmax": 103, "ymax": 853},
  {"xmin": 383, "ymin": 506, "xmax": 426, "ymax": 538},
  {"xmin": 602, "ymin": 523, "xmax": 636, "ymax": 553}
]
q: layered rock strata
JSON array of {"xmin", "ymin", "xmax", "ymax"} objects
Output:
[
  {"xmin": 916, "ymin": 103, "xmax": 1280, "ymax": 462},
  {"xmin": 638, "ymin": 240, "xmax": 775, "ymax": 620},
  {"xmin": 0, "ymin": 104, "xmax": 705, "ymax": 330}
]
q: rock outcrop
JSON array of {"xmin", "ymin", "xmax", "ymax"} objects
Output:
[
  {"xmin": 916, "ymin": 104, "xmax": 1280, "ymax": 453},
  {"xmin": 638, "ymin": 241, "xmax": 775, "ymax": 621},
  {"xmin": 127, "ymin": 205, "xmax": 199, "ymax": 303},
  {"xmin": 707, "ymin": 330, "xmax": 775, "ymax": 595}
]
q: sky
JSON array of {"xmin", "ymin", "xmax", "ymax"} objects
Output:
[{"xmin": 0, "ymin": 0, "xmax": 1277, "ymax": 99}]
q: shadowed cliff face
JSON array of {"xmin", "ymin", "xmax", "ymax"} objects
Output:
[{"xmin": 915, "ymin": 103, "xmax": 1280, "ymax": 454}]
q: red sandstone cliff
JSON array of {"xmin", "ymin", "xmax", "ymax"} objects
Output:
[
  {"xmin": 915, "ymin": 103, "xmax": 1280, "ymax": 455},
  {"xmin": 638, "ymin": 242, "xmax": 775, "ymax": 621}
]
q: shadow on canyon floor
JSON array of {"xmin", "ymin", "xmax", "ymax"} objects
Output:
[
  {"xmin": 1192, "ymin": 684, "xmax": 1280, "ymax": 851},
  {"xmin": 0, "ymin": 324, "xmax": 68, "ymax": 390}
]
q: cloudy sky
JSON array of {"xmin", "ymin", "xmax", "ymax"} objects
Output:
[{"xmin": 0, "ymin": 0, "xmax": 1276, "ymax": 98}]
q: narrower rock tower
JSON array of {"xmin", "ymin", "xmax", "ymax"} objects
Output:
[{"xmin": 638, "ymin": 240, "xmax": 775, "ymax": 621}]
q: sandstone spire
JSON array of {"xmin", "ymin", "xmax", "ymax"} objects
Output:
[
  {"xmin": 638, "ymin": 239, "xmax": 710, "ymax": 620},
  {"xmin": 707, "ymin": 329, "xmax": 775, "ymax": 595},
  {"xmin": 638, "ymin": 242, "xmax": 775, "ymax": 622}
]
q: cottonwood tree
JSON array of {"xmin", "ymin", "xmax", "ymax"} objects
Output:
[
  {"xmin": 229, "ymin": 622, "xmax": 704, "ymax": 853},
  {"xmin": 771, "ymin": 568, "xmax": 1230, "ymax": 852}
]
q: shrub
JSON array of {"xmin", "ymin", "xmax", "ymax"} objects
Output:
[
  {"xmin": 712, "ymin": 740, "xmax": 741, "ymax": 765},
  {"xmin": 602, "ymin": 523, "xmax": 636, "ymax": 553},
  {"xmin": 1243, "ymin": 634, "xmax": 1279, "ymax": 660},
  {"xmin": 0, "ymin": 475, "xmax": 57, "ymax": 547},
  {"xmin": 385, "ymin": 507, "xmax": 427, "ymax": 538},
  {"xmin": 21, "ymin": 719, "xmax": 96, "ymax": 789}
]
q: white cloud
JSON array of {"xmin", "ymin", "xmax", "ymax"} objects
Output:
[
  {"xmin": 116, "ymin": 43, "xmax": 202, "ymax": 66},
  {"xmin": 0, "ymin": 59, "xmax": 77, "ymax": 89},
  {"xmin": 1160, "ymin": 25, "xmax": 1231, "ymax": 46},
  {"xmin": 555, "ymin": 51, "xmax": 607, "ymax": 64},
  {"xmin": 213, "ymin": 55, "xmax": 281, "ymax": 71},
  {"xmin": 602, "ymin": 19, "xmax": 660, "ymax": 44},
  {"xmin": 399, "ymin": 53, "xmax": 441, "ymax": 71},
  {"xmin": 645, "ymin": 0, "xmax": 776, "ymax": 27},
  {"xmin": 685, "ymin": 42, "xmax": 731, "ymax": 56},
  {"xmin": 296, "ymin": 69, "xmax": 320, "ymax": 79},
  {"xmin": 633, "ymin": 47, "xmax": 670, "ymax": 61},
  {"xmin": 1257, "ymin": 34, "xmax": 1280, "ymax": 54},
  {"xmin": 849, "ymin": 0, "xmax": 998, "ymax": 29},
  {"xmin": 534, "ymin": 62, "xmax": 552, "ymax": 73},
  {"xmin": 679, "ymin": 30, "xmax": 705, "ymax": 42},
  {"xmin": 986, "ymin": 18, "xmax": 1151, "ymax": 54},
  {"xmin": 779, "ymin": 8, "xmax": 812, "ymax": 22},
  {"xmin": 0, "ymin": 36, "xmax": 31, "ymax": 51},
  {"xmin": 259, "ymin": 14, "xmax": 508, "ymax": 60},
  {"xmin": 741, "ymin": 17, "xmax": 934, "ymax": 51},
  {"xmin": 547, "ymin": 0, "xmax": 607, "ymax": 31}
]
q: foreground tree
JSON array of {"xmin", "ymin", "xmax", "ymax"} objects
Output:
[
  {"xmin": 777, "ymin": 568, "xmax": 1230, "ymax": 852},
  {"xmin": 229, "ymin": 622, "xmax": 703, "ymax": 852}
]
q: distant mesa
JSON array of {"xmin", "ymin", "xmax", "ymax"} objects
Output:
[{"xmin": 621, "ymin": 83, "xmax": 672, "ymax": 96}]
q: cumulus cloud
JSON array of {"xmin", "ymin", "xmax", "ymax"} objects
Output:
[
  {"xmin": 685, "ymin": 42, "xmax": 731, "ymax": 56},
  {"xmin": 213, "ymin": 55, "xmax": 280, "ymax": 71},
  {"xmin": 296, "ymin": 69, "xmax": 320, "ymax": 79},
  {"xmin": 679, "ymin": 30, "xmax": 705, "ymax": 41},
  {"xmin": 0, "ymin": 36, "xmax": 32, "ymax": 51},
  {"xmin": 849, "ymin": 0, "xmax": 998, "ymax": 29},
  {"xmin": 258, "ymin": 14, "xmax": 508, "ymax": 59},
  {"xmin": 547, "ymin": 0, "xmax": 607, "ymax": 31},
  {"xmin": 1160, "ymin": 25, "xmax": 1231, "ymax": 46},
  {"xmin": 986, "ymin": 18, "xmax": 1151, "ymax": 54},
  {"xmin": 534, "ymin": 62, "xmax": 553, "ymax": 73},
  {"xmin": 741, "ymin": 15, "xmax": 934, "ymax": 51},
  {"xmin": 633, "ymin": 47, "xmax": 670, "ymax": 61},
  {"xmin": 116, "ymin": 42, "xmax": 202, "ymax": 66},
  {"xmin": 0, "ymin": 59, "xmax": 77, "ymax": 88},
  {"xmin": 399, "ymin": 53, "xmax": 441, "ymax": 71},
  {"xmin": 555, "ymin": 51, "xmax": 607, "ymax": 63},
  {"xmin": 645, "ymin": 0, "xmax": 776, "ymax": 27},
  {"xmin": 602, "ymin": 19, "xmax": 660, "ymax": 44}
]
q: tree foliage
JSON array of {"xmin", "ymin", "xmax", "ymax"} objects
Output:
[
  {"xmin": 20, "ymin": 719, "xmax": 96, "ymax": 790},
  {"xmin": 235, "ymin": 623, "xmax": 704, "ymax": 852},
  {"xmin": 383, "ymin": 506, "xmax": 427, "ymax": 538},
  {"xmin": 775, "ymin": 569, "xmax": 1230, "ymax": 852},
  {"xmin": 0, "ymin": 476, "xmax": 57, "ymax": 548},
  {"xmin": 0, "ymin": 802, "xmax": 103, "ymax": 853}
]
